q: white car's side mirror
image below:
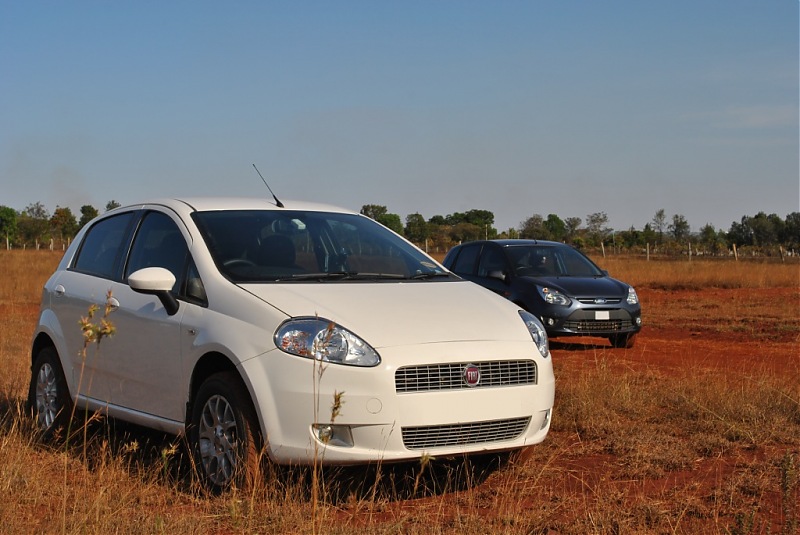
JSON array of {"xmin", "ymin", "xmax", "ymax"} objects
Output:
[{"xmin": 128, "ymin": 267, "xmax": 179, "ymax": 315}]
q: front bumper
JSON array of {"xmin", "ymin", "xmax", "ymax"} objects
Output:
[
  {"xmin": 540, "ymin": 307, "xmax": 641, "ymax": 337},
  {"xmin": 240, "ymin": 340, "xmax": 555, "ymax": 465}
]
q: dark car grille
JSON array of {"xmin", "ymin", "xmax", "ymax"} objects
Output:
[
  {"xmin": 576, "ymin": 297, "xmax": 622, "ymax": 304},
  {"xmin": 402, "ymin": 417, "xmax": 531, "ymax": 450},
  {"xmin": 395, "ymin": 360, "xmax": 537, "ymax": 393},
  {"xmin": 564, "ymin": 319, "xmax": 635, "ymax": 332}
]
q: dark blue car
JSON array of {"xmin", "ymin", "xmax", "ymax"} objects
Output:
[{"xmin": 443, "ymin": 240, "xmax": 642, "ymax": 348}]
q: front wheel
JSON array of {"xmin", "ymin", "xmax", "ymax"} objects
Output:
[
  {"xmin": 190, "ymin": 371, "xmax": 263, "ymax": 493},
  {"xmin": 27, "ymin": 346, "xmax": 73, "ymax": 440},
  {"xmin": 609, "ymin": 333, "xmax": 636, "ymax": 348}
]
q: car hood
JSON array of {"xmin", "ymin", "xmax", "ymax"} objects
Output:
[
  {"xmin": 521, "ymin": 275, "xmax": 629, "ymax": 298},
  {"xmin": 240, "ymin": 280, "xmax": 530, "ymax": 348}
]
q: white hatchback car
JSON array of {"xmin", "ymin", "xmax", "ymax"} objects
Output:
[{"xmin": 29, "ymin": 197, "xmax": 554, "ymax": 491}]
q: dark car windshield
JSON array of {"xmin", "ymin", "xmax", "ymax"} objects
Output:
[
  {"xmin": 192, "ymin": 210, "xmax": 449, "ymax": 283},
  {"xmin": 505, "ymin": 244, "xmax": 604, "ymax": 278}
]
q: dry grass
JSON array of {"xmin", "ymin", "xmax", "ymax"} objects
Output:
[
  {"xmin": 597, "ymin": 256, "xmax": 799, "ymax": 290},
  {"xmin": 0, "ymin": 250, "xmax": 798, "ymax": 534}
]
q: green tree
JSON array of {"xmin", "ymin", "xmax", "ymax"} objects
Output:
[
  {"xmin": 360, "ymin": 204, "xmax": 388, "ymax": 220},
  {"xmin": 50, "ymin": 206, "xmax": 79, "ymax": 241},
  {"xmin": 17, "ymin": 202, "xmax": 51, "ymax": 246},
  {"xmin": 0, "ymin": 205, "xmax": 17, "ymax": 246},
  {"xmin": 652, "ymin": 209, "xmax": 667, "ymax": 244},
  {"xmin": 543, "ymin": 214, "xmax": 566, "ymax": 242},
  {"xmin": 699, "ymin": 223, "xmax": 726, "ymax": 255},
  {"xmin": 404, "ymin": 213, "xmax": 428, "ymax": 243},
  {"xmin": 585, "ymin": 212, "xmax": 610, "ymax": 246},
  {"xmin": 668, "ymin": 214, "xmax": 690, "ymax": 242},
  {"xmin": 783, "ymin": 212, "xmax": 800, "ymax": 249},
  {"xmin": 641, "ymin": 223, "xmax": 657, "ymax": 248},
  {"xmin": 377, "ymin": 213, "xmax": 404, "ymax": 235},
  {"xmin": 564, "ymin": 217, "xmax": 582, "ymax": 243},
  {"xmin": 519, "ymin": 214, "xmax": 547, "ymax": 239},
  {"xmin": 105, "ymin": 200, "xmax": 121, "ymax": 212},
  {"xmin": 79, "ymin": 204, "xmax": 99, "ymax": 228}
]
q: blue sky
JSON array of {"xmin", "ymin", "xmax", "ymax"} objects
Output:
[{"xmin": 2, "ymin": 1, "xmax": 797, "ymax": 234}]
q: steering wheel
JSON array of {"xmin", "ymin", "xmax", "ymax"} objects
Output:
[{"xmin": 223, "ymin": 258, "xmax": 256, "ymax": 268}]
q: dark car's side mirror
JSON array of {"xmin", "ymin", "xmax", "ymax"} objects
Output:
[
  {"xmin": 488, "ymin": 270, "xmax": 507, "ymax": 283},
  {"xmin": 128, "ymin": 267, "xmax": 180, "ymax": 316}
]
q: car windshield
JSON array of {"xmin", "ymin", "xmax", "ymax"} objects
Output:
[
  {"xmin": 192, "ymin": 210, "xmax": 449, "ymax": 282},
  {"xmin": 505, "ymin": 244, "xmax": 604, "ymax": 278}
]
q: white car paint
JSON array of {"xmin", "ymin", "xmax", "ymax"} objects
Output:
[{"xmin": 32, "ymin": 197, "xmax": 555, "ymax": 470}]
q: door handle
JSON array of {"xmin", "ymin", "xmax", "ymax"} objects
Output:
[
  {"xmin": 54, "ymin": 284, "xmax": 66, "ymax": 297},
  {"xmin": 107, "ymin": 297, "xmax": 120, "ymax": 310}
]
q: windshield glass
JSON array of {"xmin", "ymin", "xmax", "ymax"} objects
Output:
[
  {"xmin": 505, "ymin": 244, "xmax": 604, "ymax": 277},
  {"xmin": 192, "ymin": 210, "xmax": 449, "ymax": 282}
]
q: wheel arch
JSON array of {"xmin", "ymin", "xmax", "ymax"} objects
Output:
[{"xmin": 31, "ymin": 332, "xmax": 57, "ymax": 365}]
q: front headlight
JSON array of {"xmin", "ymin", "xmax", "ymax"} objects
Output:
[
  {"xmin": 275, "ymin": 318, "xmax": 381, "ymax": 367},
  {"xmin": 627, "ymin": 286, "xmax": 639, "ymax": 305},
  {"xmin": 519, "ymin": 310, "xmax": 549, "ymax": 358},
  {"xmin": 537, "ymin": 286, "xmax": 571, "ymax": 306}
]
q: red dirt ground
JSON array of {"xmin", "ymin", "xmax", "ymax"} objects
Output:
[{"xmin": 338, "ymin": 287, "xmax": 800, "ymax": 533}]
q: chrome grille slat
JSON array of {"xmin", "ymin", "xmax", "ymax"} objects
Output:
[
  {"xmin": 402, "ymin": 417, "xmax": 531, "ymax": 450},
  {"xmin": 395, "ymin": 360, "xmax": 536, "ymax": 393}
]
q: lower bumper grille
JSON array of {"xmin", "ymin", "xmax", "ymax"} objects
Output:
[
  {"xmin": 564, "ymin": 319, "xmax": 634, "ymax": 332},
  {"xmin": 401, "ymin": 417, "xmax": 531, "ymax": 450}
]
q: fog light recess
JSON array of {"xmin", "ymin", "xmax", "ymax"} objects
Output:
[{"xmin": 312, "ymin": 424, "xmax": 354, "ymax": 448}]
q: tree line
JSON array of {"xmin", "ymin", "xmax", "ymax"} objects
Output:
[
  {"xmin": 0, "ymin": 200, "xmax": 797, "ymax": 257},
  {"xmin": 0, "ymin": 200, "xmax": 120, "ymax": 249},
  {"xmin": 359, "ymin": 204, "xmax": 799, "ymax": 257}
]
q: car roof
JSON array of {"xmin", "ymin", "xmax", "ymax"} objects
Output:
[
  {"xmin": 110, "ymin": 197, "xmax": 359, "ymax": 215},
  {"xmin": 460, "ymin": 239, "xmax": 565, "ymax": 248}
]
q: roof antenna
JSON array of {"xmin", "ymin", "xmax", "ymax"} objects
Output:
[{"xmin": 253, "ymin": 163, "xmax": 284, "ymax": 208}]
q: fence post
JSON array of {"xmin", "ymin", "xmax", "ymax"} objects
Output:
[
  {"xmin": 646, "ymin": 242, "xmax": 650, "ymax": 261},
  {"xmin": 733, "ymin": 243, "xmax": 738, "ymax": 261}
]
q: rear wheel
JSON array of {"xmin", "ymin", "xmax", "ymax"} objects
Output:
[
  {"xmin": 27, "ymin": 346, "xmax": 73, "ymax": 440},
  {"xmin": 609, "ymin": 333, "xmax": 636, "ymax": 348},
  {"xmin": 190, "ymin": 371, "xmax": 262, "ymax": 493}
]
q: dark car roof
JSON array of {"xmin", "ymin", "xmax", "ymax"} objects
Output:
[{"xmin": 460, "ymin": 239, "xmax": 564, "ymax": 248}]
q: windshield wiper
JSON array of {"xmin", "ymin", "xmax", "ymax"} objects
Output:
[
  {"xmin": 273, "ymin": 272, "xmax": 406, "ymax": 282},
  {"xmin": 408, "ymin": 271, "xmax": 452, "ymax": 280}
]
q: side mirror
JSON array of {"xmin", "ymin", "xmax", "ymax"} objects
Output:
[
  {"xmin": 128, "ymin": 267, "xmax": 180, "ymax": 316},
  {"xmin": 488, "ymin": 270, "xmax": 507, "ymax": 283}
]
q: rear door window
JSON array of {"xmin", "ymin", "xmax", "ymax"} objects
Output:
[
  {"xmin": 72, "ymin": 212, "xmax": 136, "ymax": 279},
  {"xmin": 451, "ymin": 245, "xmax": 480, "ymax": 275}
]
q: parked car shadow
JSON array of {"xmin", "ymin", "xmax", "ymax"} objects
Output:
[
  {"xmin": 7, "ymin": 396, "xmax": 508, "ymax": 502},
  {"xmin": 550, "ymin": 338, "xmax": 611, "ymax": 351}
]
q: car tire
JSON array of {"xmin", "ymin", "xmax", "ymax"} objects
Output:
[
  {"xmin": 190, "ymin": 371, "xmax": 263, "ymax": 493},
  {"xmin": 27, "ymin": 346, "xmax": 73, "ymax": 441},
  {"xmin": 609, "ymin": 333, "xmax": 636, "ymax": 348}
]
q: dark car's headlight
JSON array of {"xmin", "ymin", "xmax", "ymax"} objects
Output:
[
  {"xmin": 519, "ymin": 311, "xmax": 549, "ymax": 358},
  {"xmin": 627, "ymin": 287, "xmax": 639, "ymax": 305},
  {"xmin": 537, "ymin": 286, "xmax": 571, "ymax": 306},
  {"xmin": 275, "ymin": 318, "xmax": 381, "ymax": 367}
]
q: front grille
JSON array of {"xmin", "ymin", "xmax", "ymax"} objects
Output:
[
  {"xmin": 576, "ymin": 297, "xmax": 621, "ymax": 304},
  {"xmin": 395, "ymin": 360, "xmax": 536, "ymax": 393},
  {"xmin": 402, "ymin": 417, "xmax": 531, "ymax": 450},
  {"xmin": 564, "ymin": 319, "xmax": 634, "ymax": 332}
]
